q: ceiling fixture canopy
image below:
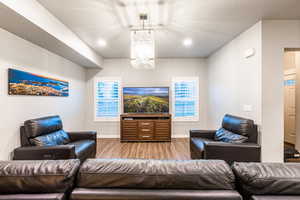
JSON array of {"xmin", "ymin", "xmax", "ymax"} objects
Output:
[{"xmin": 131, "ymin": 13, "xmax": 155, "ymax": 69}]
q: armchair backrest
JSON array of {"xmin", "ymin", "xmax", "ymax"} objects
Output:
[
  {"xmin": 222, "ymin": 114, "xmax": 258, "ymax": 143},
  {"xmin": 20, "ymin": 115, "xmax": 64, "ymax": 147}
]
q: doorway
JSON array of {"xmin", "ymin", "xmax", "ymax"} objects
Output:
[{"xmin": 284, "ymin": 49, "xmax": 300, "ymax": 162}]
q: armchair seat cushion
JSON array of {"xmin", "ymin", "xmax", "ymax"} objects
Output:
[{"xmin": 69, "ymin": 140, "xmax": 96, "ymax": 161}]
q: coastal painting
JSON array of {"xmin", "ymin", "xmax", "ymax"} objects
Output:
[{"xmin": 8, "ymin": 68, "xmax": 69, "ymax": 96}]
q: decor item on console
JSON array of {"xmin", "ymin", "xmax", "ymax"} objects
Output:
[
  {"xmin": 8, "ymin": 68, "xmax": 69, "ymax": 96},
  {"xmin": 123, "ymin": 87, "xmax": 169, "ymax": 114},
  {"xmin": 13, "ymin": 115, "xmax": 97, "ymax": 162},
  {"xmin": 190, "ymin": 114, "xmax": 261, "ymax": 164}
]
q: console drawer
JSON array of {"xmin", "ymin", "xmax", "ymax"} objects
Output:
[{"xmin": 139, "ymin": 134, "xmax": 154, "ymax": 140}]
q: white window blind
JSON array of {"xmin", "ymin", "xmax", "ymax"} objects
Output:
[
  {"xmin": 94, "ymin": 77, "xmax": 121, "ymax": 121},
  {"xmin": 172, "ymin": 77, "xmax": 199, "ymax": 121}
]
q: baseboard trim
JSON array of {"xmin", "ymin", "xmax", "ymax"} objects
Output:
[
  {"xmin": 172, "ymin": 135, "xmax": 189, "ymax": 138},
  {"xmin": 97, "ymin": 135, "xmax": 120, "ymax": 139},
  {"xmin": 97, "ymin": 135, "xmax": 189, "ymax": 139}
]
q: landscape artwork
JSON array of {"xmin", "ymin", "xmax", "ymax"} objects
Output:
[
  {"xmin": 8, "ymin": 68, "xmax": 69, "ymax": 96},
  {"xmin": 123, "ymin": 87, "xmax": 169, "ymax": 113}
]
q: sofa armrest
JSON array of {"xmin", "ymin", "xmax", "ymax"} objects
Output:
[
  {"xmin": 204, "ymin": 142, "xmax": 261, "ymax": 164},
  {"xmin": 68, "ymin": 131, "xmax": 97, "ymax": 142},
  {"xmin": 190, "ymin": 129, "xmax": 216, "ymax": 139},
  {"xmin": 13, "ymin": 145, "xmax": 76, "ymax": 160}
]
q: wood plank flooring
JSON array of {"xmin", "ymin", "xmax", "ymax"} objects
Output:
[{"xmin": 96, "ymin": 138, "xmax": 190, "ymax": 160}]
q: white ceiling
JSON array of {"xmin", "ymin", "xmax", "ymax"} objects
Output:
[{"xmin": 38, "ymin": 0, "xmax": 300, "ymax": 58}]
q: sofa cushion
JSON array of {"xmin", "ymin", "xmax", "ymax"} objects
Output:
[
  {"xmin": 30, "ymin": 130, "xmax": 70, "ymax": 146},
  {"xmin": 232, "ymin": 162, "xmax": 300, "ymax": 196},
  {"xmin": 215, "ymin": 128, "xmax": 248, "ymax": 143},
  {"xmin": 0, "ymin": 193, "xmax": 66, "ymax": 200},
  {"xmin": 222, "ymin": 114, "xmax": 254, "ymax": 136},
  {"xmin": 71, "ymin": 188, "xmax": 242, "ymax": 200},
  {"xmin": 77, "ymin": 159, "xmax": 236, "ymax": 190},
  {"xmin": 24, "ymin": 116, "xmax": 63, "ymax": 138},
  {"xmin": 0, "ymin": 159, "xmax": 80, "ymax": 194}
]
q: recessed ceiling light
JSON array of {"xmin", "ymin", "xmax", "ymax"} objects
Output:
[
  {"xmin": 97, "ymin": 39, "xmax": 107, "ymax": 47},
  {"xmin": 183, "ymin": 38, "xmax": 193, "ymax": 47}
]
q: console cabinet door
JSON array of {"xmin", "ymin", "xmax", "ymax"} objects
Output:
[
  {"xmin": 122, "ymin": 121, "xmax": 138, "ymax": 140},
  {"xmin": 155, "ymin": 120, "xmax": 171, "ymax": 140}
]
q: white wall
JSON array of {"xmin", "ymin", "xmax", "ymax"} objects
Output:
[
  {"xmin": 85, "ymin": 58, "xmax": 208, "ymax": 138},
  {"xmin": 295, "ymin": 51, "xmax": 300, "ymax": 151},
  {"xmin": 0, "ymin": 28, "xmax": 87, "ymax": 160},
  {"xmin": 0, "ymin": 0, "xmax": 103, "ymax": 67},
  {"xmin": 207, "ymin": 20, "xmax": 300, "ymax": 162},
  {"xmin": 207, "ymin": 22, "xmax": 262, "ymax": 129},
  {"xmin": 261, "ymin": 20, "xmax": 300, "ymax": 162}
]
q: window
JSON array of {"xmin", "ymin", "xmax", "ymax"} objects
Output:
[
  {"xmin": 172, "ymin": 77, "xmax": 199, "ymax": 121},
  {"xmin": 94, "ymin": 77, "xmax": 121, "ymax": 121}
]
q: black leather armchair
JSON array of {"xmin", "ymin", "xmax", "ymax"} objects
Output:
[
  {"xmin": 190, "ymin": 114, "xmax": 261, "ymax": 164},
  {"xmin": 13, "ymin": 116, "xmax": 97, "ymax": 162}
]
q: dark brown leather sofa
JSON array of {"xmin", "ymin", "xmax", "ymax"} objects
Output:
[
  {"xmin": 13, "ymin": 116, "xmax": 97, "ymax": 162},
  {"xmin": 190, "ymin": 114, "xmax": 261, "ymax": 164},
  {"xmin": 232, "ymin": 162, "xmax": 300, "ymax": 200},
  {"xmin": 71, "ymin": 159, "xmax": 242, "ymax": 200},
  {"xmin": 0, "ymin": 159, "xmax": 80, "ymax": 200},
  {"xmin": 1, "ymin": 159, "xmax": 300, "ymax": 200}
]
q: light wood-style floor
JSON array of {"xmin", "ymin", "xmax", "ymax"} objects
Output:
[{"xmin": 96, "ymin": 138, "xmax": 190, "ymax": 160}]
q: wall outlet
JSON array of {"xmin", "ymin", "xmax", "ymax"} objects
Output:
[{"xmin": 243, "ymin": 105, "xmax": 253, "ymax": 112}]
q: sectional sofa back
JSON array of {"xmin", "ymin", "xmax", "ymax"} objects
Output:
[
  {"xmin": 232, "ymin": 162, "xmax": 300, "ymax": 200},
  {"xmin": 2, "ymin": 159, "xmax": 300, "ymax": 200},
  {"xmin": 77, "ymin": 159, "xmax": 235, "ymax": 189},
  {"xmin": 71, "ymin": 159, "xmax": 242, "ymax": 200},
  {"xmin": 0, "ymin": 159, "xmax": 80, "ymax": 194}
]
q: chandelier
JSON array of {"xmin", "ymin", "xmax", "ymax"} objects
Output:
[{"xmin": 131, "ymin": 14, "xmax": 155, "ymax": 69}]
